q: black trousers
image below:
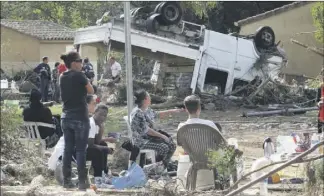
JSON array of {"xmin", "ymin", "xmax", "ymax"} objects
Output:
[
  {"xmin": 86, "ymin": 141, "xmax": 108, "ymax": 177},
  {"xmin": 318, "ymin": 112, "xmax": 323, "ymax": 134}
]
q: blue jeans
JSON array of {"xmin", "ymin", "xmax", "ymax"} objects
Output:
[{"xmin": 61, "ymin": 119, "xmax": 90, "ymax": 183}]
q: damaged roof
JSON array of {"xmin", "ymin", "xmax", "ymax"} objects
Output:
[
  {"xmin": 0, "ymin": 19, "xmax": 75, "ymax": 40},
  {"xmin": 235, "ymin": 2, "xmax": 312, "ymax": 27}
]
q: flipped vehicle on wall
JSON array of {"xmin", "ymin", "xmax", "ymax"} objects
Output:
[{"xmin": 75, "ymin": 1, "xmax": 285, "ymax": 95}]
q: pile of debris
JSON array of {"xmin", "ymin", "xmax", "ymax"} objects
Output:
[{"xmin": 98, "ymin": 79, "xmax": 167, "ymax": 105}]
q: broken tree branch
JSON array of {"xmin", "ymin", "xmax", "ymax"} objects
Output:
[
  {"xmin": 290, "ymin": 39, "xmax": 324, "ymax": 57},
  {"xmin": 227, "ymin": 154, "xmax": 324, "ymax": 192},
  {"xmin": 246, "ymin": 77, "xmax": 272, "ymax": 105},
  {"xmin": 295, "ymin": 31, "xmax": 318, "ymax": 35},
  {"xmin": 225, "ymin": 140, "xmax": 324, "ymax": 196}
]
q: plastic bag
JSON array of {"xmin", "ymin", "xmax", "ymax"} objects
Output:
[{"xmin": 112, "ymin": 162, "xmax": 147, "ymax": 189}]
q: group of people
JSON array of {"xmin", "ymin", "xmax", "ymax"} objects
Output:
[
  {"xmin": 33, "ymin": 56, "xmax": 96, "ymax": 103},
  {"xmin": 30, "ymin": 50, "xmax": 224, "ymax": 191}
]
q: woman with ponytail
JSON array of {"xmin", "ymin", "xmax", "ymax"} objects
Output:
[{"xmin": 59, "ymin": 51, "xmax": 94, "ymax": 190}]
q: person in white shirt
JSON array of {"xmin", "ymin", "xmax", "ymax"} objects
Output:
[
  {"xmin": 48, "ymin": 95, "xmax": 115, "ymax": 188},
  {"xmin": 109, "ymin": 57, "xmax": 121, "ymax": 83},
  {"xmin": 86, "ymin": 100, "xmax": 116, "ymax": 188},
  {"xmin": 178, "ymin": 95, "xmax": 221, "ymax": 132}
]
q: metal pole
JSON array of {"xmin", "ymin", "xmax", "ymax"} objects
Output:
[{"xmin": 124, "ymin": 1, "xmax": 133, "ymax": 124}]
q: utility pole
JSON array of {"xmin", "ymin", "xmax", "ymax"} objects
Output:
[{"xmin": 124, "ymin": 1, "xmax": 133, "ymax": 126}]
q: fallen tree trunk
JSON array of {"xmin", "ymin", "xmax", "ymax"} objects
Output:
[
  {"xmin": 242, "ymin": 107, "xmax": 317, "ymax": 117},
  {"xmin": 291, "ymin": 39, "xmax": 324, "ymax": 57},
  {"xmin": 225, "ymin": 140, "xmax": 324, "ymax": 196}
]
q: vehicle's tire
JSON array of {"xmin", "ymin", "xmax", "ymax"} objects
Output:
[
  {"xmin": 157, "ymin": 2, "xmax": 182, "ymax": 25},
  {"xmin": 146, "ymin": 14, "xmax": 160, "ymax": 33},
  {"xmin": 154, "ymin": 2, "xmax": 164, "ymax": 13},
  {"xmin": 254, "ymin": 26, "xmax": 275, "ymax": 49}
]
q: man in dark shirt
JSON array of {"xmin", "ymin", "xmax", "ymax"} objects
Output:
[
  {"xmin": 82, "ymin": 57, "xmax": 95, "ymax": 83},
  {"xmin": 34, "ymin": 57, "xmax": 51, "ymax": 102}
]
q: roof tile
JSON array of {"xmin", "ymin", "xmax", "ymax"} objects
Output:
[{"xmin": 0, "ymin": 19, "xmax": 75, "ymax": 40}]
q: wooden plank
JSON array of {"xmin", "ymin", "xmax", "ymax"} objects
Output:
[{"xmin": 165, "ymin": 66, "xmax": 194, "ymax": 73}]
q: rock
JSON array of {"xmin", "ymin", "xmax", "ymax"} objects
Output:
[
  {"xmin": 26, "ymin": 175, "xmax": 45, "ymax": 196},
  {"xmin": 204, "ymin": 103, "xmax": 215, "ymax": 111},
  {"xmin": 3, "ymin": 164, "xmax": 23, "ymax": 176}
]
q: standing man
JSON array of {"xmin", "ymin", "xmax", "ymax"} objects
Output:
[
  {"xmin": 109, "ymin": 57, "xmax": 121, "ymax": 83},
  {"xmin": 34, "ymin": 56, "xmax": 51, "ymax": 102}
]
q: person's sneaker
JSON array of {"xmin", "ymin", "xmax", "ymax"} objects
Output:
[{"xmin": 78, "ymin": 181, "xmax": 89, "ymax": 191}]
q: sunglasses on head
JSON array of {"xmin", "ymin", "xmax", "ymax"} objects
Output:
[{"xmin": 74, "ymin": 59, "xmax": 83, "ymax": 63}]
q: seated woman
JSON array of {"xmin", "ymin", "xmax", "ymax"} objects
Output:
[
  {"xmin": 23, "ymin": 89, "xmax": 61, "ymax": 148},
  {"xmin": 130, "ymin": 89, "xmax": 184, "ymax": 168}
]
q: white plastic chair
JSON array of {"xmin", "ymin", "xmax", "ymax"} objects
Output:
[
  {"xmin": 123, "ymin": 116, "xmax": 156, "ymax": 168},
  {"xmin": 23, "ymin": 121, "xmax": 56, "ymax": 155}
]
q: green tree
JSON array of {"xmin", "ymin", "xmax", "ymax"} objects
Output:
[
  {"xmin": 0, "ymin": 1, "xmax": 123, "ymax": 29},
  {"xmin": 312, "ymin": 2, "xmax": 324, "ymax": 43}
]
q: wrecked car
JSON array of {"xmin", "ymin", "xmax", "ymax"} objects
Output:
[{"xmin": 74, "ymin": 1, "xmax": 286, "ymax": 95}]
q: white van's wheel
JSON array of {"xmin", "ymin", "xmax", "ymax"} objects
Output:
[{"xmin": 254, "ymin": 26, "xmax": 275, "ymax": 49}]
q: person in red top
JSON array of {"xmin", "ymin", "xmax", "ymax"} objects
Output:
[{"xmin": 58, "ymin": 63, "xmax": 67, "ymax": 75}]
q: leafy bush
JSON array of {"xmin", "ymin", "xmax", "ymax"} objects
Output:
[
  {"xmin": 207, "ymin": 145, "xmax": 239, "ymax": 187},
  {"xmin": 207, "ymin": 145, "xmax": 237, "ymax": 175}
]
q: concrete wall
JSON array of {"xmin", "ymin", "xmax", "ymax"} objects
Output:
[
  {"xmin": 1, "ymin": 26, "xmax": 40, "ymax": 75},
  {"xmin": 239, "ymin": 3, "xmax": 324, "ymax": 77},
  {"xmin": 39, "ymin": 41, "xmax": 74, "ymax": 69}
]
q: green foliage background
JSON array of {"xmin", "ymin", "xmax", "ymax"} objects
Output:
[
  {"xmin": 312, "ymin": 2, "xmax": 324, "ymax": 43},
  {"xmin": 1, "ymin": 1, "xmax": 291, "ymax": 33}
]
